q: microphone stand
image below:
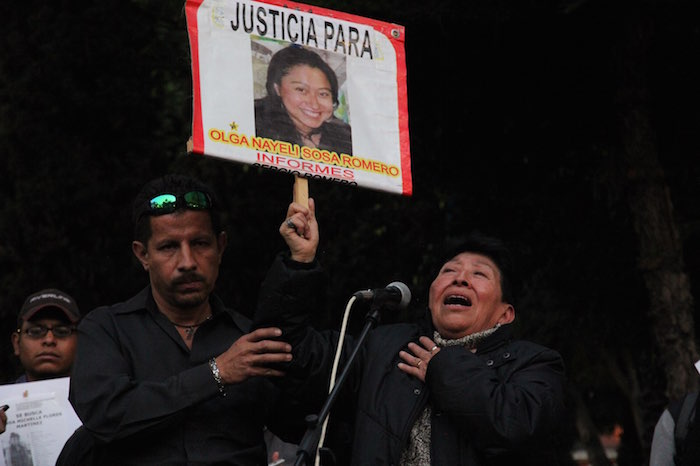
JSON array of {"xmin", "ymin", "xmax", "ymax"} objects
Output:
[{"xmin": 294, "ymin": 304, "xmax": 382, "ymax": 466}]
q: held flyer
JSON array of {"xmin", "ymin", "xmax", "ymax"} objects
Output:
[
  {"xmin": 0, "ymin": 377, "xmax": 81, "ymax": 466},
  {"xmin": 186, "ymin": 0, "xmax": 412, "ymax": 195}
]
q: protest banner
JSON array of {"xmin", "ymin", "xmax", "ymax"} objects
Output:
[
  {"xmin": 185, "ymin": 0, "xmax": 411, "ymax": 196},
  {"xmin": 0, "ymin": 378, "xmax": 81, "ymax": 466}
]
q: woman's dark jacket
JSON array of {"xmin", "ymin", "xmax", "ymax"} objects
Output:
[
  {"xmin": 254, "ymin": 254, "xmax": 567, "ymax": 466},
  {"xmin": 254, "ymin": 97, "xmax": 353, "ymax": 155}
]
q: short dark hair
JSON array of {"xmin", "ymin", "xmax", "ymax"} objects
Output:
[
  {"xmin": 265, "ymin": 45, "xmax": 340, "ymax": 105},
  {"xmin": 437, "ymin": 232, "xmax": 517, "ymax": 306},
  {"xmin": 132, "ymin": 174, "xmax": 221, "ymax": 244}
]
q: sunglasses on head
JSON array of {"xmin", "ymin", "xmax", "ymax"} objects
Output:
[{"xmin": 146, "ymin": 191, "xmax": 212, "ymax": 216}]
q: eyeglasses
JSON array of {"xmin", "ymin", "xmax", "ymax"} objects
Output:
[
  {"xmin": 146, "ymin": 191, "xmax": 212, "ymax": 216},
  {"xmin": 18, "ymin": 325, "xmax": 77, "ymax": 339}
]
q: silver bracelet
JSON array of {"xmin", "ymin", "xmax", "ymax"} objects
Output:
[{"xmin": 209, "ymin": 358, "xmax": 226, "ymax": 396}]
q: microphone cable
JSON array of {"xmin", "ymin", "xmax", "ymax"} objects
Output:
[{"xmin": 314, "ymin": 294, "xmax": 357, "ymax": 466}]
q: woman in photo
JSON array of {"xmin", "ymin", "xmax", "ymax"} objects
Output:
[{"xmin": 255, "ymin": 45, "xmax": 353, "ymax": 156}]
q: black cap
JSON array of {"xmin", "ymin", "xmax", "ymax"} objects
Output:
[{"xmin": 18, "ymin": 289, "xmax": 81, "ymax": 326}]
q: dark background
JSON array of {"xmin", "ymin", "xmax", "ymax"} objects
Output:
[{"xmin": 2, "ymin": 0, "xmax": 699, "ymax": 463}]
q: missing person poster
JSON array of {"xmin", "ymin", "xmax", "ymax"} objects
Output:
[
  {"xmin": 186, "ymin": 0, "xmax": 412, "ymax": 195},
  {"xmin": 0, "ymin": 378, "xmax": 81, "ymax": 466}
]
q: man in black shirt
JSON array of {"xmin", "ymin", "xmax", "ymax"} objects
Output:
[{"xmin": 68, "ymin": 174, "xmax": 299, "ymax": 465}]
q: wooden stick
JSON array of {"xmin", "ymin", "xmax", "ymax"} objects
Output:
[{"xmin": 293, "ymin": 176, "xmax": 309, "ymax": 208}]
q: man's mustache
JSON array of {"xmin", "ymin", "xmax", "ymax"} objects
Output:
[{"xmin": 172, "ymin": 273, "xmax": 206, "ymax": 286}]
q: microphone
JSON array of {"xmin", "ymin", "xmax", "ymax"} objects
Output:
[{"xmin": 352, "ymin": 281, "xmax": 411, "ymax": 309}]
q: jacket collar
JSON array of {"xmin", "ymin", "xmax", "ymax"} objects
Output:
[
  {"xmin": 474, "ymin": 323, "xmax": 513, "ymax": 353},
  {"xmin": 419, "ymin": 308, "xmax": 513, "ymax": 352}
]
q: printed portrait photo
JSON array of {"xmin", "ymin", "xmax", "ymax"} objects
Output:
[{"xmin": 252, "ymin": 37, "xmax": 353, "ymax": 156}]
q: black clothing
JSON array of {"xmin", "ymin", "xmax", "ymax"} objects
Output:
[
  {"xmin": 254, "ymin": 254, "xmax": 567, "ymax": 466},
  {"xmin": 55, "ymin": 426, "xmax": 94, "ymax": 466},
  {"xmin": 69, "ymin": 287, "xmax": 302, "ymax": 466},
  {"xmin": 670, "ymin": 392, "xmax": 700, "ymax": 466},
  {"xmin": 254, "ymin": 97, "xmax": 353, "ymax": 155}
]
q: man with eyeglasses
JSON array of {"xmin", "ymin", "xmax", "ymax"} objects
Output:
[
  {"xmin": 67, "ymin": 174, "xmax": 300, "ymax": 465},
  {"xmin": 5, "ymin": 289, "xmax": 82, "ymax": 464},
  {"xmin": 11, "ymin": 288, "xmax": 81, "ymax": 383}
]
